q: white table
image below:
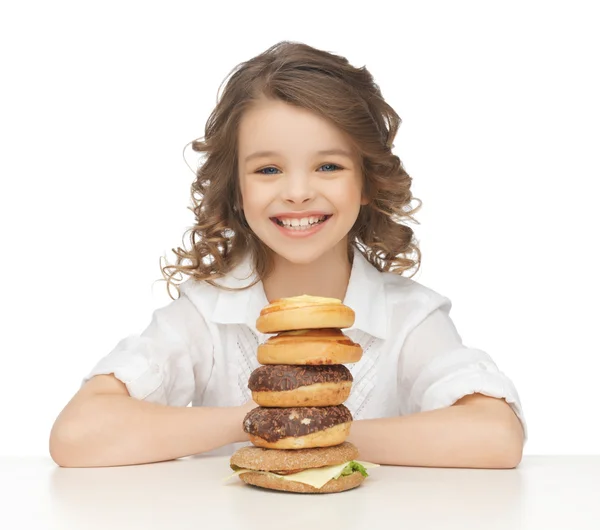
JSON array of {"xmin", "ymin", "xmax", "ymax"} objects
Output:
[{"xmin": 1, "ymin": 455, "xmax": 599, "ymax": 529}]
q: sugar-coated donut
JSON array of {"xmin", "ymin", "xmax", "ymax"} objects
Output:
[
  {"xmin": 257, "ymin": 328, "xmax": 362, "ymax": 365},
  {"xmin": 256, "ymin": 295, "xmax": 355, "ymax": 333}
]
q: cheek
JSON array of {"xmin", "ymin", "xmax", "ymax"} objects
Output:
[
  {"xmin": 239, "ymin": 178, "xmax": 267, "ymax": 216},
  {"xmin": 330, "ymin": 177, "xmax": 363, "ymax": 208},
  {"xmin": 239, "ymin": 176, "xmax": 253, "ymax": 207}
]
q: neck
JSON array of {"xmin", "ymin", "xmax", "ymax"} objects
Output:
[{"xmin": 262, "ymin": 243, "xmax": 353, "ymax": 303}]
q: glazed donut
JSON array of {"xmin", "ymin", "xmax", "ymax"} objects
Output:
[
  {"xmin": 243, "ymin": 405, "xmax": 353, "ymax": 450},
  {"xmin": 248, "ymin": 365, "xmax": 353, "ymax": 407},
  {"xmin": 256, "ymin": 295, "xmax": 355, "ymax": 333},
  {"xmin": 257, "ymin": 328, "xmax": 362, "ymax": 365}
]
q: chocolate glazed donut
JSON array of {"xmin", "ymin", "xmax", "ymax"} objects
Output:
[
  {"xmin": 248, "ymin": 365, "xmax": 353, "ymax": 407},
  {"xmin": 243, "ymin": 405, "xmax": 353, "ymax": 449}
]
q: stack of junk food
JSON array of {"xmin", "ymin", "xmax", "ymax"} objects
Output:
[{"xmin": 228, "ymin": 295, "xmax": 379, "ymax": 494}]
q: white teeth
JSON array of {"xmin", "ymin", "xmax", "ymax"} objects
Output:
[{"xmin": 277, "ymin": 215, "xmax": 328, "ymax": 230}]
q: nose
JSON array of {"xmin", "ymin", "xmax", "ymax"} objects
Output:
[{"xmin": 280, "ymin": 172, "xmax": 315, "ymax": 204}]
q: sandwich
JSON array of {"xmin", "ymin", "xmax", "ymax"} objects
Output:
[{"xmin": 228, "ymin": 442, "xmax": 378, "ymax": 494}]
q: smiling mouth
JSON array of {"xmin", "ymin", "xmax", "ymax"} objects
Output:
[{"xmin": 271, "ymin": 214, "xmax": 332, "ymax": 229}]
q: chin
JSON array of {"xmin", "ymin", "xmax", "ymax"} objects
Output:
[{"xmin": 267, "ymin": 244, "xmax": 328, "ymax": 265}]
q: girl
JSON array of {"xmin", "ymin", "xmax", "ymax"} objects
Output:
[{"xmin": 49, "ymin": 41, "xmax": 526, "ymax": 468}]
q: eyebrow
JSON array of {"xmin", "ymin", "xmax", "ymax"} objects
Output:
[{"xmin": 244, "ymin": 148, "xmax": 354, "ymax": 163}]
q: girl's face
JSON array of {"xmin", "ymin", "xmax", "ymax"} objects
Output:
[{"xmin": 237, "ymin": 98, "xmax": 367, "ymax": 265}]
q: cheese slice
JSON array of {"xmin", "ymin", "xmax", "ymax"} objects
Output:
[{"xmin": 225, "ymin": 460, "xmax": 379, "ymax": 490}]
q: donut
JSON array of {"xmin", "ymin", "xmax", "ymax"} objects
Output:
[
  {"xmin": 256, "ymin": 295, "xmax": 355, "ymax": 333},
  {"xmin": 248, "ymin": 365, "xmax": 353, "ymax": 407},
  {"xmin": 243, "ymin": 405, "xmax": 353, "ymax": 449},
  {"xmin": 257, "ymin": 328, "xmax": 362, "ymax": 365}
]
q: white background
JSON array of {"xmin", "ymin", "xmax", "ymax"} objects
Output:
[{"xmin": 1, "ymin": 0, "xmax": 598, "ymax": 457}]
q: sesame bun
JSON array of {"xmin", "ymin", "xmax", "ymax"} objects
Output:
[
  {"xmin": 230, "ymin": 441, "xmax": 359, "ymax": 471},
  {"xmin": 256, "ymin": 295, "xmax": 355, "ymax": 333},
  {"xmin": 248, "ymin": 365, "xmax": 353, "ymax": 407},
  {"xmin": 257, "ymin": 329, "xmax": 363, "ymax": 365},
  {"xmin": 243, "ymin": 405, "xmax": 352, "ymax": 449}
]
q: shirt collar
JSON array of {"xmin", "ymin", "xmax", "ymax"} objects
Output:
[{"xmin": 210, "ymin": 247, "xmax": 389, "ymax": 340}]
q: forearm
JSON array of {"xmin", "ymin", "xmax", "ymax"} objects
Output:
[
  {"xmin": 347, "ymin": 398, "xmax": 524, "ymax": 469},
  {"xmin": 50, "ymin": 394, "xmax": 249, "ymax": 468}
]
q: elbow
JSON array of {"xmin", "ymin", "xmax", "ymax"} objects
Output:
[
  {"xmin": 468, "ymin": 396, "xmax": 524, "ymax": 469},
  {"xmin": 502, "ymin": 435, "xmax": 524, "ymax": 469},
  {"xmin": 496, "ymin": 442, "xmax": 523, "ymax": 469},
  {"xmin": 490, "ymin": 415, "xmax": 525, "ymax": 469},
  {"xmin": 49, "ymin": 421, "xmax": 83, "ymax": 468}
]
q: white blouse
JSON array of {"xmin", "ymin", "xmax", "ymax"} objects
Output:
[{"xmin": 82, "ymin": 248, "xmax": 527, "ymax": 454}]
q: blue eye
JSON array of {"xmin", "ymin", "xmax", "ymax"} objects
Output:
[
  {"xmin": 318, "ymin": 163, "xmax": 342, "ymax": 172},
  {"xmin": 256, "ymin": 164, "xmax": 342, "ymax": 175},
  {"xmin": 257, "ymin": 167, "xmax": 281, "ymax": 175}
]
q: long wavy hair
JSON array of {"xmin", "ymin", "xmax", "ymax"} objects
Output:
[{"xmin": 160, "ymin": 41, "xmax": 422, "ymax": 299}]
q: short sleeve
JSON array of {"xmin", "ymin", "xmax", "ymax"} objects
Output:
[
  {"xmin": 81, "ymin": 294, "xmax": 213, "ymax": 407},
  {"xmin": 397, "ymin": 307, "xmax": 527, "ymax": 441}
]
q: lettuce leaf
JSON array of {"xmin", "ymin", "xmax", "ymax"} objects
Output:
[
  {"xmin": 336, "ymin": 461, "xmax": 369, "ymax": 479},
  {"xmin": 230, "ymin": 460, "xmax": 372, "ymax": 482}
]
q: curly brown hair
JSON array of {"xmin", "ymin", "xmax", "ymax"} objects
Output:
[{"xmin": 160, "ymin": 41, "xmax": 422, "ymax": 300}]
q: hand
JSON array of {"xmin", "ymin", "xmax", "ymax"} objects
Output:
[
  {"xmin": 239, "ymin": 398, "xmax": 258, "ymax": 416},
  {"xmin": 234, "ymin": 398, "xmax": 257, "ymax": 443}
]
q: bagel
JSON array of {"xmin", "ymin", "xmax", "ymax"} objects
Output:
[{"xmin": 256, "ymin": 295, "xmax": 355, "ymax": 333}]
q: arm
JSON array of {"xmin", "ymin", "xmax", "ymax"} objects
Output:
[
  {"xmin": 347, "ymin": 392, "xmax": 524, "ymax": 468},
  {"xmin": 50, "ymin": 374, "xmax": 254, "ymax": 468},
  {"xmin": 50, "ymin": 293, "xmax": 252, "ymax": 468},
  {"xmin": 353, "ymin": 305, "xmax": 526, "ymax": 469}
]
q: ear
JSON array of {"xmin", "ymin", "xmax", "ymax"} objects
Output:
[{"xmin": 360, "ymin": 193, "xmax": 370, "ymax": 206}]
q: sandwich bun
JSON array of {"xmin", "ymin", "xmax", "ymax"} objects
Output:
[{"xmin": 230, "ymin": 441, "xmax": 359, "ymax": 471}]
